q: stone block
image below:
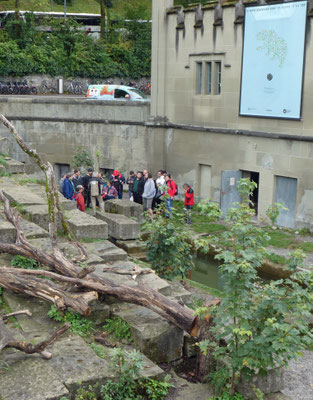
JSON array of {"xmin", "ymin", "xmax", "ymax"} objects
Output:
[
  {"xmin": 6, "ymin": 158, "xmax": 26, "ymax": 174},
  {"xmin": 236, "ymin": 367, "xmax": 285, "ymax": 399},
  {"xmin": 24, "ymin": 204, "xmax": 50, "ymax": 230},
  {"xmin": 89, "ymin": 300, "xmax": 110, "ymax": 326},
  {"xmin": 83, "ymin": 240, "xmax": 128, "ymax": 263},
  {"xmin": 115, "ymin": 239, "xmax": 145, "ymax": 255},
  {"xmin": 96, "ymin": 212, "xmax": 140, "ymax": 240},
  {"xmin": 114, "ymin": 306, "xmax": 184, "ymax": 363},
  {"xmin": 95, "ymin": 261, "xmax": 171, "ymax": 295},
  {"xmin": 0, "ymin": 216, "xmax": 16, "ymax": 243},
  {"xmin": 66, "ymin": 209, "xmax": 108, "ymax": 240},
  {"xmin": 104, "ymin": 198, "xmax": 143, "ymax": 222},
  {"xmin": 2, "ymin": 185, "xmax": 47, "ymax": 206},
  {"xmin": 19, "ymin": 218, "xmax": 49, "ymax": 239}
]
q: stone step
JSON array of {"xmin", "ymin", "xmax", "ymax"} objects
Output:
[
  {"xmin": 19, "ymin": 218, "xmax": 49, "ymax": 239},
  {"xmin": 115, "ymin": 239, "xmax": 145, "ymax": 255},
  {"xmin": 113, "ymin": 305, "xmax": 184, "ymax": 363},
  {"xmin": 0, "ymin": 290, "xmax": 165, "ymax": 400},
  {"xmin": 83, "ymin": 240, "xmax": 127, "ymax": 263},
  {"xmin": 104, "ymin": 198, "xmax": 143, "ymax": 222},
  {"xmin": 95, "ymin": 211, "xmax": 140, "ymax": 240},
  {"xmin": 0, "ymin": 184, "xmax": 47, "ymax": 206},
  {"xmin": 66, "ymin": 209, "xmax": 108, "ymax": 240},
  {"xmin": 0, "ymin": 215, "xmax": 16, "ymax": 243},
  {"xmin": 94, "ymin": 260, "xmax": 171, "ymax": 295},
  {"xmin": 5, "ymin": 158, "xmax": 26, "ymax": 174},
  {"xmin": 24, "ymin": 184, "xmax": 76, "ymax": 211}
]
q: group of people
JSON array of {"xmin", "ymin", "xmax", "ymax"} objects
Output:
[{"xmin": 59, "ymin": 167, "xmax": 194, "ymax": 222}]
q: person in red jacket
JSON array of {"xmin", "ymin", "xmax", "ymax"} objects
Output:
[
  {"xmin": 164, "ymin": 173, "xmax": 176, "ymax": 216},
  {"xmin": 183, "ymin": 183, "xmax": 194, "ymax": 224},
  {"xmin": 75, "ymin": 185, "xmax": 85, "ymax": 212}
]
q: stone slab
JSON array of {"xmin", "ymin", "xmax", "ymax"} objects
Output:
[
  {"xmin": 19, "ymin": 218, "xmax": 49, "ymax": 239},
  {"xmin": 104, "ymin": 198, "xmax": 143, "ymax": 222},
  {"xmin": 114, "ymin": 306, "xmax": 184, "ymax": 363},
  {"xmin": 24, "ymin": 204, "xmax": 50, "ymax": 230},
  {"xmin": 95, "ymin": 260, "xmax": 171, "ymax": 295},
  {"xmin": 0, "ymin": 353, "xmax": 69, "ymax": 400},
  {"xmin": 66, "ymin": 209, "xmax": 108, "ymax": 240},
  {"xmin": 6, "ymin": 158, "xmax": 26, "ymax": 174},
  {"xmin": 1, "ymin": 185, "xmax": 47, "ymax": 206},
  {"xmin": 115, "ymin": 239, "xmax": 145, "ymax": 255},
  {"xmin": 0, "ymin": 215, "xmax": 16, "ymax": 243},
  {"xmin": 96, "ymin": 211, "xmax": 140, "ymax": 240},
  {"xmin": 83, "ymin": 240, "xmax": 127, "ymax": 263}
]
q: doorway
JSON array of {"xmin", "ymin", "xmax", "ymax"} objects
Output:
[{"xmin": 241, "ymin": 170, "xmax": 260, "ymax": 215}]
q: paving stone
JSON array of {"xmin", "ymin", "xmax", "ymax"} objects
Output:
[
  {"xmin": 114, "ymin": 306, "xmax": 184, "ymax": 363},
  {"xmin": 1, "ymin": 185, "xmax": 47, "ymax": 206},
  {"xmin": 96, "ymin": 211, "xmax": 140, "ymax": 240},
  {"xmin": 66, "ymin": 209, "xmax": 108, "ymax": 240},
  {"xmin": 104, "ymin": 198, "xmax": 143, "ymax": 222},
  {"xmin": 83, "ymin": 240, "xmax": 128, "ymax": 263},
  {"xmin": 24, "ymin": 204, "xmax": 50, "ymax": 230}
]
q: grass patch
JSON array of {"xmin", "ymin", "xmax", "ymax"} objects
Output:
[
  {"xmin": 17, "ymin": 177, "xmax": 45, "ymax": 186},
  {"xmin": 298, "ymin": 241, "xmax": 313, "ymax": 253},
  {"xmin": 0, "ymin": 156, "xmax": 8, "ymax": 167},
  {"xmin": 266, "ymin": 252, "xmax": 288, "ymax": 265},
  {"xmin": 185, "ymin": 278, "xmax": 224, "ymax": 298},
  {"xmin": 0, "ymin": 169, "xmax": 11, "ymax": 177},
  {"xmin": 192, "ymin": 223, "xmax": 228, "ymax": 234},
  {"xmin": 266, "ymin": 229, "xmax": 295, "ymax": 248},
  {"xmin": 90, "ymin": 342, "xmax": 106, "ymax": 359}
]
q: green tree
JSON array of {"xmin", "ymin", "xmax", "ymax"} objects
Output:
[
  {"xmin": 142, "ymin": 201, "xmax": 193, "ymax": 280},
  {"xmin": 197, "ymin": 179, "xmax": 313, "ymax": 396}
]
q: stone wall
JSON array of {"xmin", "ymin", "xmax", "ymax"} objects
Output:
[{"xmin": 0, "ymin": 97, "xmax": 162, "ymax": 178}]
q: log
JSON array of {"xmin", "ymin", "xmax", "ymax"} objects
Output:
[
  {"xmin": 0, "ymin": 269, "xmax": 97, "ymax": 317},
  {"xmin": 0, "ymin": 317, "xmax": 70, "ymax": 359}
]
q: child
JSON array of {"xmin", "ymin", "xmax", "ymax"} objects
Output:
[
  {"xmin": 183, "ymin": 183, "xmax": 194, "ymax": 224},
  {"xmin": 75, "ymin": 185, "xmax": 85, "ymax": 212}
]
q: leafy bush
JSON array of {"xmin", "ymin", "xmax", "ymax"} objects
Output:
[
  {"xmin": 142, "ymin": 201, "xmax": 193, "ymax": 280},
  {"xmin": 10, "ymin": 255, "xmax": 38, "ymax": 269},
  {"xmin": 102, "ymin": 317, "xmax": 133, "ymax": 343},
  {"xmin": 72, "ymin": 147, "xmax": 94, "ymax": 169},
  {"xmin": 48, "ymin": 305, "xmax": 94, "ymax": 337}
]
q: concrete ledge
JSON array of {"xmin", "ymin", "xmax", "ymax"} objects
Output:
[
  {"xmin": 66, "ymin": 209, "xmax": 108, "ymax": 240},
  {"xmin": 104, "ymin": 198, "xmax": 143, "ymax": 222},
  {"xmin": 95, "ymin": 212, "xmax": 140, "ymax": 240}
]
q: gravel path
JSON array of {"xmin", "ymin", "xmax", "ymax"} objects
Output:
[{"xmin": 282, "ymin": 351, "xmax": 313, "ymax": 400}]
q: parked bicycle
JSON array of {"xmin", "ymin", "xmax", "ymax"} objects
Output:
[
  {"xmin": 139, "ymin": 81, "xmax": 151, "ymax": 95},
  {"xmin": 39, "ymin": 80, "xmax": 57, "ymax": 94},
  {"xmin": 65, "ymin": 80, "xmax": 84, "ymax": 95}
]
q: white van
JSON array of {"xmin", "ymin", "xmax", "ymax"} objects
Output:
[{"xmin": 85, "ymin": 84, "xmax": 149, "ymax": 102}]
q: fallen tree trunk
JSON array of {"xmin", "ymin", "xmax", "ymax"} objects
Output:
[
  {"xmin": 0, "ymin": 270, "xmax": 97, "ymax": 317},
  {"xmin": 0, "ymin": 316, "xmax": 70, "ymax": 359}
]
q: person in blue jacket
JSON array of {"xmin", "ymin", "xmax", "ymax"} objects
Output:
[{"xmin": 63, "ymin": 173, "xmax": 75, "ymax": 200}]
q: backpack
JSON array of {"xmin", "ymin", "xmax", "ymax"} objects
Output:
[{"xmin": 90, "ymin": 180, "xmax": 100, "ymax": 196}]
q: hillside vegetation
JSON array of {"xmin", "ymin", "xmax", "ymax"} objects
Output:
[{"xmin": 0, "ymin": 1, "xmax": 151, "ymax": 78}]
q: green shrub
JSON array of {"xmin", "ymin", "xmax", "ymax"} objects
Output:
[
  {"xmin": 102, "ymin": 317, "xmax": 133, "ymax": 343},
  {"xmin": 10, "ymin": 255, "xmax": 38, "ymax": 269},
  {"xmin": 48, "ymin": 305, "xmax": 94, "ymax": 337}
]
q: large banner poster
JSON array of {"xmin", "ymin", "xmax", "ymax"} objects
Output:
[{"xmin": 240, "ymin": 1, "xmax": 307, "ymax": 119}]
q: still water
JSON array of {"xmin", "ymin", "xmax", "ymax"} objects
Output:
[{"xmin": 191, "ymin": 253, "xmax": 223, "ymax": 290}]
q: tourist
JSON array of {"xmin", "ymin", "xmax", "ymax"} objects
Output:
[
  {"xmin": 183, "ymin": 183, "xmax": 194, "ymax": 225},
  {"xmin": 110, "ymin": 169, "xmax": 125, "ymax": 199},
  {"xmin": 72, "ymin": 168, "xmax": 81, "ymax": 190},
  {"xmin": 155, "ymin": 170, "xmax": 166, "ymax": 206},
  {"xmin": 63, "ymin": 173, "xmax": 75, "ymax": 200},
  {"xmin": 75, "ymin": 185, "xmax": 85, "ymax": 212},
  {"xmin": 89, "ymin": 172, "xmax": 104, "ymax": 215},
  {"xmin": 59, "ymin": 174, "xmax": 66, "ymax": 194},
  {"xmin": 164, "ymin": 173, "xmax": 176, "ymax": 216},
  {"xmin": 81, "ymin": 167, "xmax": 93, "ymax": 208},
  {"xmin": 126, "ymin": 170, "xmax": 136, "ymax": 200},
  {"xmin": 132, "ymin": 171, "xmax": 145, "ymax": 205},
  {"xmin": 102, "ymin": 181, "xmax": 118, "ymax": 201},
  {"xmin": 143, "ymin": 172, "xmax": 156, "ymax": 219}
]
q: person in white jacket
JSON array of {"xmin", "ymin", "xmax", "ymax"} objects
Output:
[{"xmin": 142, "ymin": 172, "xmax": 156, "ymax": 219}]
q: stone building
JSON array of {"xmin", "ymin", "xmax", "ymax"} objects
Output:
[{"xmin": 150, "ymin": 0, "xmax": 313, "ymax": 229}]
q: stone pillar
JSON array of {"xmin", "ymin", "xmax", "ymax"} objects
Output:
[{"xmin": 151, "ymin": 0, "xmax": 174, "ymax": 120}]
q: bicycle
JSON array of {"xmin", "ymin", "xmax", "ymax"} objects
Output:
[
  {"xmin": 139, "ymin": 81, "xmax": 151, "ymax": 95},
  {"xmin": 39, "ymin": 80, "xmax": 57, "ymax": 94}
]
